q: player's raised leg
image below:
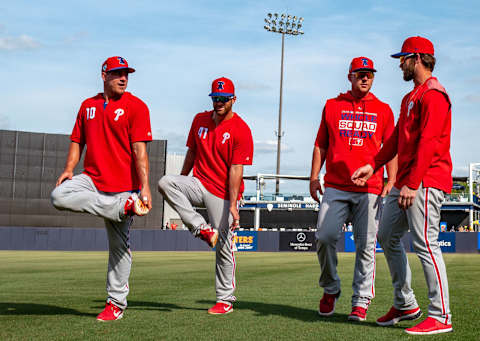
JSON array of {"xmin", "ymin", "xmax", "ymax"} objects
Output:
[
  {"xmin": 158, "ymin": 174, "xmax": 218, "ymax": 247},
  {"xmin": 51, "ymin": 174, "xmax": 127, "ymax": 222}
]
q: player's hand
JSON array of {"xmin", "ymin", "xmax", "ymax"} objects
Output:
[
  {"xmin": 239, "ymin": 195, "xmax": 245, "ymax": 207},
  {"xmin": 309, "ymin": 179, "xmax": 323, "ymax": 203},
  {"xmin": 55, "ymin": 171, "xmax": 73, "ymax": 187},
  {"xmin": 381, "ymin": 181, "xmax": 395, "ymax": 198},
  {"xmin": 230, "ymin": 205, "xmax": 240, "ymax": 231},
  {"xmin": 351, "ymin": 164, "xmax": 374, "ymax": 187},
  {"xmin": 398, "ymin": 185, "xmax": 417, "ymax": 210},
  {"xmin": 140, "ymin": 186, "xmax": 152, "ymax": 210}
]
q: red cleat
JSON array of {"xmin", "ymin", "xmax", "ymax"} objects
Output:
[
  {"xmin": 348, "ymin": 306, "xmax": 367, "ymax": 321},
  {"xmin": 376, "ymin": 306, "xmax": 422, "ymax": 326},
  {"xmin": 197, "ymin": 225, "xmax": 219, "ymax": 248},
  {"xmin": 96, "ymin": 302, "xmax": 124, "ymax": 321},
  {"xmin": 208, "ymin": 302, "xmax": 233, "ymax": 315},
  {"xmin": 405, "ymin": 317, "xmax": 452, "ymax": 335},
  {"xmin": 318, "ymin": 291, "xmax": 340, "ymax": 316},
  {"xmin": 124, "ymin": 193, "xmax": 149, "ymax": 217}
]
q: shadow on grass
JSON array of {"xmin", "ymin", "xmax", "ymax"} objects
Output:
[
  {"xmin": 198, "ymin": 299, "xmax": 402, "ymax": 329},
  {"xmin": 0, "ymin": 302, "xmax": 96, "ymax": 317},
  {"xmin": 92, "ymin": 300, "xmax": 204, "ymax": 312}
]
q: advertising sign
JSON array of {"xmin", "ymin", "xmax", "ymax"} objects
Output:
[
  {"xmin": 234, "ymin": 231, "xmax": 257, "ymax": 251},
  {"xmin": 344, "ymin": 232, "xmax": 383, "ymax": 253},
  {"xmin": 279, "ymin": 232, "xmax": 316, "ymax": 251},
  {"xmin": 438, "ymin": 232, "xmax": 455, "ymax": 253}
]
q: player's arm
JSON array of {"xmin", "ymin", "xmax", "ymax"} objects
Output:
[
  {"xmin": 310, "ymin": 107, "xmax": 328, "ymax": 203},
  {"xmin": 399, "ymin": 91, "xmax": 449, "ymax": 209},
  {"xmin": 352, "ymin": 124, "xmax": 400, "ymax": 186},
  {"xmin": 309, "ymin": 146, "xmax": 327, "ymax": 203},
  {"xmin": 382, "ymin": 156, "xmax": 398, "ymax": 197},
  {"xmin": 180, "ymin": 148, "xmax": 196, "ymax": 176},
  {"xmin": 380, "ymin": 106, "xmax": 398, "ymax": 197},
  {"xmin": 56, "ymin": 142, "xmax": 84, "ymax": 186},
  {"xmin": 132, "ymin": 141, "xmax": 152, "ymax": 209},
  {"xmin": 229, "ymin": 164, "xmax": 243, "ymax": 230},
  {"xmin": 404, "ymin": 91, "xmax": 449, "ymax": 189}
]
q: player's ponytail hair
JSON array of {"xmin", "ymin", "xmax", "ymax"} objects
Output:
[{"xmin": 420, "ymin": 54, "xmax": 436, "ymax": 72}]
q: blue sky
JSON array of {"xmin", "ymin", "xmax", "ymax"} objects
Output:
[{"xmin": 1, "ymin": 1, "xmax": 479, "ymax": 194}]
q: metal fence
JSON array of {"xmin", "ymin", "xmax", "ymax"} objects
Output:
[{"xmin": 0, "ymin": 129, "xmax": 166, "ymax": 229}]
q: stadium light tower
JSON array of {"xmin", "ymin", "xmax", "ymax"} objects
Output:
[{"xmin": 264, "ymin": 12, "xmax": 304, "ymax": 195}]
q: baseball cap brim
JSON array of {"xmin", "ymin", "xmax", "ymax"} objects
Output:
[
  {"xmin": 107, "ymin": 66, "xmax": 136, "ymax": 73},
  {"xmin": 209, "ymin": 92, "xmax": 234, "ymax": 97},
  {"xmin": 391, "ymin": 52, "xmax": 409, "ymax": 58},
  {"xmin": 351, "ymin": 67, "xmax": 377, "ymax": 72}
]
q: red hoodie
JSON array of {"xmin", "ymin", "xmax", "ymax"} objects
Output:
[
  {"xmin": 373, "ymin": 77, "xmax": 452, "ymax": 193},
  {"xmin": 315, "ymin": 91, "xmax": 395, "ymax": 195}
]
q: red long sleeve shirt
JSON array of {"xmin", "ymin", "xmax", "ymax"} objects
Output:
[
  {"xmin": 315, "ymin": 91, "xmax": 395, "ymax": 195},
  {"xmin": 373, "ymin": 77, "xmax": 452, "ymax": 193}
]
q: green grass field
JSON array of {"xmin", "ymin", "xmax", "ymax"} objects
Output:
[{"xmin": 1, "ymin": 251, "xmax": 478, "ymax": 340}]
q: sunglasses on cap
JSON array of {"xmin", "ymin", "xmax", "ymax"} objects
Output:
[
  {"xmin": 211, "ymin": 96, "xmax": 233, "ymax": 103},
  {"xmin": 353, "ymin": 71, "xmax": 374, "ymax": 79},
  {"xmin": 399, "ymin": 53, "xmax": 416, "ymax": 64}
]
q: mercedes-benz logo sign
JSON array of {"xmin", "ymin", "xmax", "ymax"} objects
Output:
[{"xmin": 296, "ymin": 232, "xmax": 306, "ymax": 242}]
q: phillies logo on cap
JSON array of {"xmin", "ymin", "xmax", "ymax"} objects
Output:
[
  {"xmin": 102, "ymin": 56, "xmax": 135, "ymax": 73},
  {"xmin": 349, "ymin": 56, "xmax": 377, "ymax": 73},
  {"xmin": 209, "ymin": 77, "xmax": 235, "ymax": 97}
]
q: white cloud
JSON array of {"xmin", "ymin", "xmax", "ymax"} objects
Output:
[
  {"xmin": 0, "ymin": 34, "xmax": 40, "ymax": 50},
  {"xmin": 236, "ymin": 81, "xmax": 272, "ymax": 91},
  {"xmin": 254, "ymin": 139, "xmax": 293, "ymax": 154},
  {"xmin": 453, "ymin": 165, "xmax": 469, "ymax": 176},
  {"xmin": 155, "ymin": 129, "xmax": 188, "ymax": 153}
]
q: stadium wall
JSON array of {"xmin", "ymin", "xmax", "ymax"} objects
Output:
[
  {"xmin": 1, "ymin": 227, "xmax": 478, "ymax": 253},
  {"xmin": 0, "ymin": 130, "xmax": 167, "ymax": 229}
]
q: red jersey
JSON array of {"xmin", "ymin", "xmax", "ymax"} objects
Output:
[
  {"xmin": 315, "ymin": 91, "xmax": 395, "ymax": 195},
  {"xmin": 374, "ymin": 77, "xmax": 452, "ymax": 193},
  {"xmin": 71, "ymin": 92, "xmax": 152, "ymax": 192},
  {"xmin": 187, "ymin": 111, "xmax": 253, "ymax": 200}
]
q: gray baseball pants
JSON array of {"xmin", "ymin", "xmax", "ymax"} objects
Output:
[
  {"xmin": 158, "ymin": 175, "xmax": 236, "ymax": 304},
  {"xmin": 315, "ymin": 187, "xmax": 381, "ymax": 308},
  {"xmin": 378, "ymin": 186, "xmax": 451, "ymax": 325},
  {"xmin": 51, "ymin": 173, "xmax": 133, "ymax": 310}
]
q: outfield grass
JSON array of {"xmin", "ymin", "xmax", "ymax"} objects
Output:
[{"xmin": 0, "ymin": 251, "xmax": 478, "ymax": 340}]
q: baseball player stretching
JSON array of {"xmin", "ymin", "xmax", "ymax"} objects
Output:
[
  {"xmin": 310, "ymin": 57, "xmax": 397, "ymax": 321},
  {"xmin": 51, "ymin": 56, "xmax": 152, "ymax": 321},
  {"xmin": 158, "ymin": 77, "xmax": 253, "ymax": 315},
  {"xmin": 352, "ymin": 37, "xmax": 453, "ymax": 335}
]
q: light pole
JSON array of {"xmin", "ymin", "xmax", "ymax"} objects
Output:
[{"xmin": 264, "ymin": 13, "xmax": 304, "ymax": 195}]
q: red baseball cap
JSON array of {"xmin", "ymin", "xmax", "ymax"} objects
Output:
[
  {"xmin": 209, "ymin": 77, "xmax": 235, "ymax": 97},
  {"xmin": 349, "ymin": 57, "xmax": 376, "ymax": 73},
  {"xmin": 102, "ymin": 56, "xmax": 135, "ymax": 73},
  {"xmin": 391, "ymin": 36, "xmax": 434, "ymax": 58}
]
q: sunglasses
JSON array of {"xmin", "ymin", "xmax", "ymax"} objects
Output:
[
  {"xmin": 399, "ymin": 53, "xmax": 416, "ymax": 64},
  {"xmin": 211, "ymin": 96, "xmax": 233, "ymax": 103},
  {"xmin": 353, "ymin": 71, "xmax": 374, "ymax": 79}
]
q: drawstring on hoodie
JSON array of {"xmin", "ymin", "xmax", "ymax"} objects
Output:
[{"xmin": 349, "ymin": 99, "xmax": 366, "ymax": 150}]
